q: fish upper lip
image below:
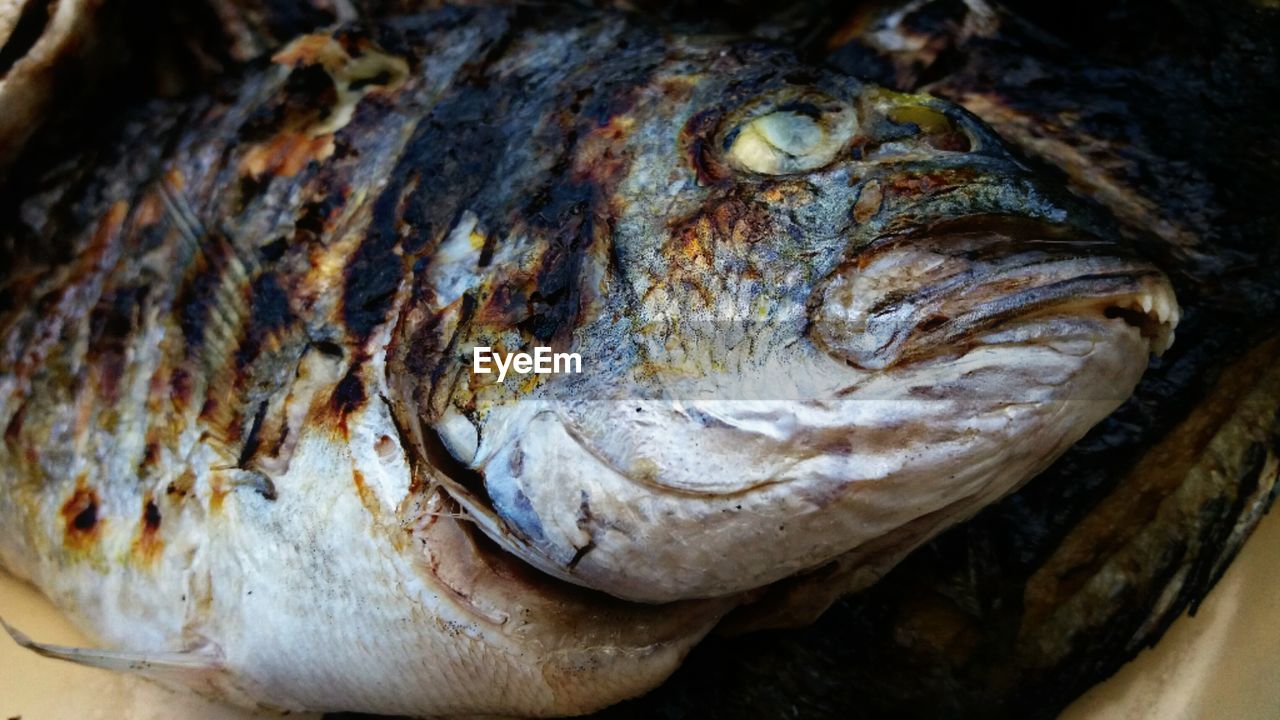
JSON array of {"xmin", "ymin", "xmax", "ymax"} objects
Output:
[{"xmin": 809, "ymin": 214, "xmax": 1180, "ymax": 370}]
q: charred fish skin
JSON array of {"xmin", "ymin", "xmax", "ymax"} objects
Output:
[
  {"xmin": 2, "ymin": 4, "xmax": 1174, "ymax": 716},
  {"xmin": 1, "ymin": 9, "xmax": 741, "ymax": 715},
  {"xmin": 601, "ymin": 1, "xmax": 1280, "ymax": 719}
]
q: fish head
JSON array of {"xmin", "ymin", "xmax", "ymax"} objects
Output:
[{"xmin": 393, "ymin": 40, "xmax": 1178, "ymax": 604}]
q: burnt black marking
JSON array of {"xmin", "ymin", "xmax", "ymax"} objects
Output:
[
  {"xmin": 237, "ymin": 400, "xmax": 269, "ymax": 468},
  {"xmin": 342, "ymin": 182, "xmax": 405, "ymax": 345},
  {"xmin": 259, "ymin": 237, "xmax": 288, "ymax": 263},
  {"xmin": 88, "ymin": 285, "xmax": 148, "ymax": 403},
  {"xmin": 61, "ymin": 487, "xmax": 100, "ymax": 538},
  {"xmin": 234, "ymin": 272, "xmax": 295, "ymax": 370},
  {"xmin": 240, "ymin": 65, "xmax": 338, "ymax": 143},
  {"xmin": 682, "ymin": 108, "xmax": 730, "ymax": 186},
  {"xmin": 166, "ymin": 470, "xmax": 195, "ymax": 500},
  {"xmin": 330, "ymin": 367, "xmax": 367, "ymax": 417},
  {"xmin": 169, "ymin": 367, "xmax": 193, "ymax": 409},
  {"xmin": 143, "ymin": 500, "xmax": 162, "ymax": 531},
  {"xmin": 293, "ymin": 187, "xmax": 347, "ymax": 245},
  {"xmin": 519, "ymin": 178, "xmax": 597, "ymax": 343},
  {"xmin": 237, "ymin": 175, "xmax": 271, "ymax": 208},
  {"xmin": 249, "ymin": 273, "xmax": 293, "ymax": 332},
  {"xmin": 140, "ymin": 441, "xmax": 161, "ymax": 470},
  {"xmin": 89, "ymin": 285, "xmax": 146, "ymax": 355},
  {"xmin": 423, "ymin": 293, "xmax": 477, "ymax": 409},
  {"xmin": 1184, "ymin": 440, "xmax": 1268, "ymax": 614},
  {"xmin": 339, "ymin": 27, "xmax": 547, "ymax": 345},
  {"xmin": 72, "ymin": 503, "xmax": 97, "ymax": 532},
  {"xmin": 567, "ymin": 540, "xmax": 596, "ymax": 571},
  {"xmin": 176, "ymin": 237, "xmax": 239, "ymax": 356},
  {"xmin": 310, "ymin": 339, "xmax": 345, "ymax": 358}
]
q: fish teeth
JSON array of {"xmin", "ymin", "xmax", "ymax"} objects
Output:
[
  {"xmin": 1140, "ymin": 294, "xmax": 1153, "ymax": 314},
  {"xmin": 1151, "ymin": 289, "xmax": 1180, "ymax": 328},
  {"xmin": 1156, "ymin": 292, "xmax": 1172, "ymax": 325}
]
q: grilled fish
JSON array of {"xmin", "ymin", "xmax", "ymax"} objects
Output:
[
  {"xmin": 1, "ymin": 5, "xmax": 1177, "ymax": 715},
  {"xmin": 601, "ymin": 1, "xmax": 1280, "ymax": 718}
]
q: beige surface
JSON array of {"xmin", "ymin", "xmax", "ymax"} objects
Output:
[{"xmin": 3, "ymin": 509, "xmax": 1279, "ymax": 719}]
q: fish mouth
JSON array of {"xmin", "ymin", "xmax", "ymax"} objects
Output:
[
  {"xmin": 809, "ymin": 214, "xmax": 1179, "ymax": 371},
  {"xmin": 418, "ymin": 216, "xmax": 1181, "ymax": 606}
]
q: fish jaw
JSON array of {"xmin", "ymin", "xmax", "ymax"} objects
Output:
[
  {"xmin": 431, "ymin": 218, "xmax": 1179, "ymax": 602},
  {"xmin": 446, "ymin": 303, "xmax": 1170, "ymax": 604}
]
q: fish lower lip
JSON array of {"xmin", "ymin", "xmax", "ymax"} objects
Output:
[{"xmin": 810, "ymin": 214, "xmax": 1180, "ymax": 369}]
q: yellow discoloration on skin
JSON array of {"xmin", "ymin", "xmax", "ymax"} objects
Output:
[
  {"xmin": 759, "ymin": 182, "xmax": 814, "ymax": 205},
  {"xmin": 242, "ymin": 34, "xmax": 408, "ymax": 179},
  {"xmin": 132, "ymin": 192, "xmax": 165, "ymax": 227},
  {"xmin": 351, "ymin": 469, "xmax": 379, "ymax": 517},
  {"xmin": 311, "ymin": 232, "xmax": 366, "ymax": 296},
  {"xmin": 209, "ymin": 476, "xmax": 228, "ymax": 514},
  {"xmin": 241, "ymin": 133, "xmax": 336, "ymax": 179},
  {"xmin": 271, "ymin": 34, "xmax": 354, "ymax": 72},
  {"xmin": 518, "ymin": 372, "xmax": 543, "ymax": 394},
  {"xmin": 272, "ymin": 34, "xmax": 409, "ymax": 128},
  {"xmin": 674, "ymin": 216, "xmax": 714, "ymax": 264},
  {"xmin": 888, "ymin": 104, "xmax": 954, "ymax": 135},
  {"xmin": 167, "ymin": 468, "xmax": 195, "ymax": 500}
]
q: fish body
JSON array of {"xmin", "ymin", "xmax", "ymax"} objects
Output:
[{"xmin": 1, "ymin": 5, "xmax": 1175, "ymax": 715}]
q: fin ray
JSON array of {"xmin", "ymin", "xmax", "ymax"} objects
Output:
[{"xmin": 2, "ymin": 617, "xmax": 222, "ymax": 679}]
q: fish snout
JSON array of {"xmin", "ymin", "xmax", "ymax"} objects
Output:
[{"xmin": 809, "ymin": 215, "xmax": 1179, "ymax": 370}]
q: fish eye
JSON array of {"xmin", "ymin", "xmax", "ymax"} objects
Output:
[{"xmin": 722, "ymin": 97, "xmax": 857, "ymax": 175}]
